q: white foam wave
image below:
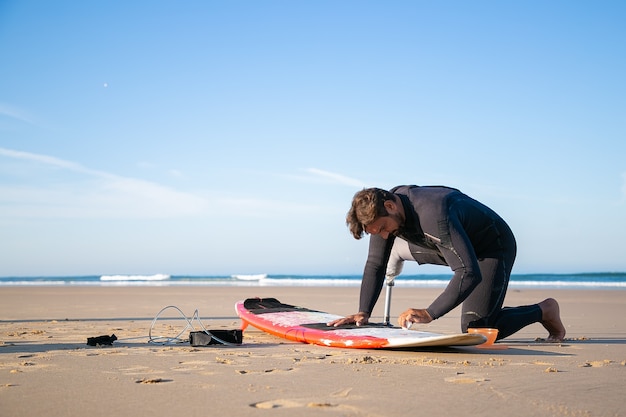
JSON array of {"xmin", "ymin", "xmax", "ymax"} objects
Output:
[
  {"xmin": 509, "ymin": 280, "xmax": 626, "ymax": 288},
  {"xmin": 259, "ymin": 278, "xmax": 361, "ymax": 286},
  {"xmin": 231, "ymin": 273, "xmax": 267, "ymax": 281},
  {"xmin": 1, "ymin": 275, "xmax": 624, "ymax": 289},
  {"xmin": 100, "ymin": 274, "xmax": 170, "ymax": 281},
  {"xmin": 259, "ymin": 278, "xmax": 626, "ymax": 289}
]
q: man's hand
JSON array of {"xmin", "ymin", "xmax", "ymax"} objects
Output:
[
  {"xmin": 398, "ymin": 308, "xmax": 433, "ymax": 328},
  {"xmin": 327, "ymin": 312, "xmax": 370, "ymax": 327}
]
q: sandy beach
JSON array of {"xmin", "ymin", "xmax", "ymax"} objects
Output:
[{"xmin": 1, "ymin": 286, "xmax": 625, "ymax": 417}]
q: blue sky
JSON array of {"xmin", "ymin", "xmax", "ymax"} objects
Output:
[{"xmin": 1, "ymin": 1, "xmax": 625, "ymax": 276}]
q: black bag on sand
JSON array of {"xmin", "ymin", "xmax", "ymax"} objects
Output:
[
  {"xmin": 87, "ymin": 334, "xmax": 118, "ymax": 346},
  {"xmin": 189, "ymin": 330, "xmax": 243, "ymax": 346}
]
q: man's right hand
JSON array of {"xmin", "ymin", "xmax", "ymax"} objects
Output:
[{"xmin": 327, "ymin": 312, "xmax": 370, "ymax": 327}]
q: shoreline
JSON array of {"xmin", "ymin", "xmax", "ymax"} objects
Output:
[
  {"xmin": 3, "ymin": 272, "xmax": 626, "ymax": 291},
  {"xmin": 1, "ymin": 286, "xmax": 625, "ymax": 416}
]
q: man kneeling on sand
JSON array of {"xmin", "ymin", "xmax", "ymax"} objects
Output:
[{"xmin": 329, "ymin": 185, "xmax": 566, "ymax": 342}]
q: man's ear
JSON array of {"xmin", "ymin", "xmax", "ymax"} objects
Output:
[{"xmin": 383, "ymin": 199, "xmax": 397, "ymax": 214}]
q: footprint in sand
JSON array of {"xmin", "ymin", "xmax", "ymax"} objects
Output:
[
  {"xmin": 236, "ymin": 367, "xmax": 295, "ymax": 375},
  {"xmin": 135, "ymin": 377, "xmax": 173, "ymax": 384},
  {"xmin": 114, "ymin": 365, "xmax": 164, "ymax": 377},
  {"xmin": 250, "ymin": 399, "xmax": 338, "ymax": 409},
  {"xmin": 0, "ymin": 355, "xmax": 51, "ymax": 373},
  {"xmin": 173, "ymin": 360, "xmax": 213, "ymax": 372},
  {"xmin": 444, "ymin": 375, "xmax": 489, "ymax": 384},
  {"xmin": 580, "ymin": 360, "xmax": 613, "ymax": 367},
  {"xmin": 251, "ymin": 399, "xmax": 303, "ymax": 409},
  {"xmin": 331, "ymin": 388, "xmax": 353, "ymax": 398}
]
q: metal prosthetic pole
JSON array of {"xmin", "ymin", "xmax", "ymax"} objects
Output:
[
  {"xmin": 384, "ymin": 237, "xmax": 410, "ymax": 327},
  {"xmin": 383, "ymin": 274, "xmax": 396, "ymax": 326}
]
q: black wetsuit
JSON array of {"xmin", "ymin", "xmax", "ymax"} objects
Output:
[{"xmin": 359, "ymin": 185, "xmax": 542, "ymax": 339}]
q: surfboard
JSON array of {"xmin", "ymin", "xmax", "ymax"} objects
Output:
[{"xmin": 236, "ymin": 297, "xmax": 486, "ymax": 349}]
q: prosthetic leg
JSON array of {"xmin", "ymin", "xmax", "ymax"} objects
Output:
[
  {"xmin": 382, "ymin": 273, "xmax": 396, "ymax": 326},
  {"xmin": 383, "ymin": 238, "xmax": 411, "ymax": 326}
]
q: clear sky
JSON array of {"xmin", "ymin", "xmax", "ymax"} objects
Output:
[{"xmin": 1, "ymin": 1, "xmax": 624, "ymax": 277}]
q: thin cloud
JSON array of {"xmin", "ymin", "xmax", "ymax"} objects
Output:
[
  {"xmin": 136, "ymin": 160, "xmax": 184, "ymax": 178},
  {"xmin": 305, "ymin": 168, "xmax": 366, "ymax": 187},
  {"xmin": 0, "ymin": 103, "xmax": 35, "ymax": 125},
  {"xmin": 0, "ymin": 147, "xmax": 208, "ymax": 218},
  {"xmin": 0, "ymin": 147, "xmax": 99, "ymax": 176},
  {"xmin": 216, "ymin": 196, "xmax": 335, "ymax": 218},
  {"xmin": 168, "ymin": 169, "xmax": 184, "ymax": 178}
]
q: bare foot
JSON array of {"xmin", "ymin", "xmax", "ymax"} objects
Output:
[{"xmin": 538, "ymin": 298, "xmax": 566, "ymax": 342}]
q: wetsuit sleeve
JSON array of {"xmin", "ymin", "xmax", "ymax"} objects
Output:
[
  {"xmin": 359, "ymin": 235, "xmax": 394, "ymax": 315},
  {"xmin": 426, "ymin": 215, "xmax": 483, "ymax": 319}
]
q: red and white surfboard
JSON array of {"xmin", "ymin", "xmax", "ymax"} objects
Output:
[{"xmin": 236, "ymin": 297, "xmax": 486, "ymax": 349}]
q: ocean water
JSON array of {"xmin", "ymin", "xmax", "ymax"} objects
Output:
[{"xmin": 1, "ymin": 272, "xmax": 625, "ymax": 289}]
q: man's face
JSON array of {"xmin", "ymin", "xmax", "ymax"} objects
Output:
[{"xmin": 364, "ymin": 213, "xmax": 403, "ymax": 239}]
